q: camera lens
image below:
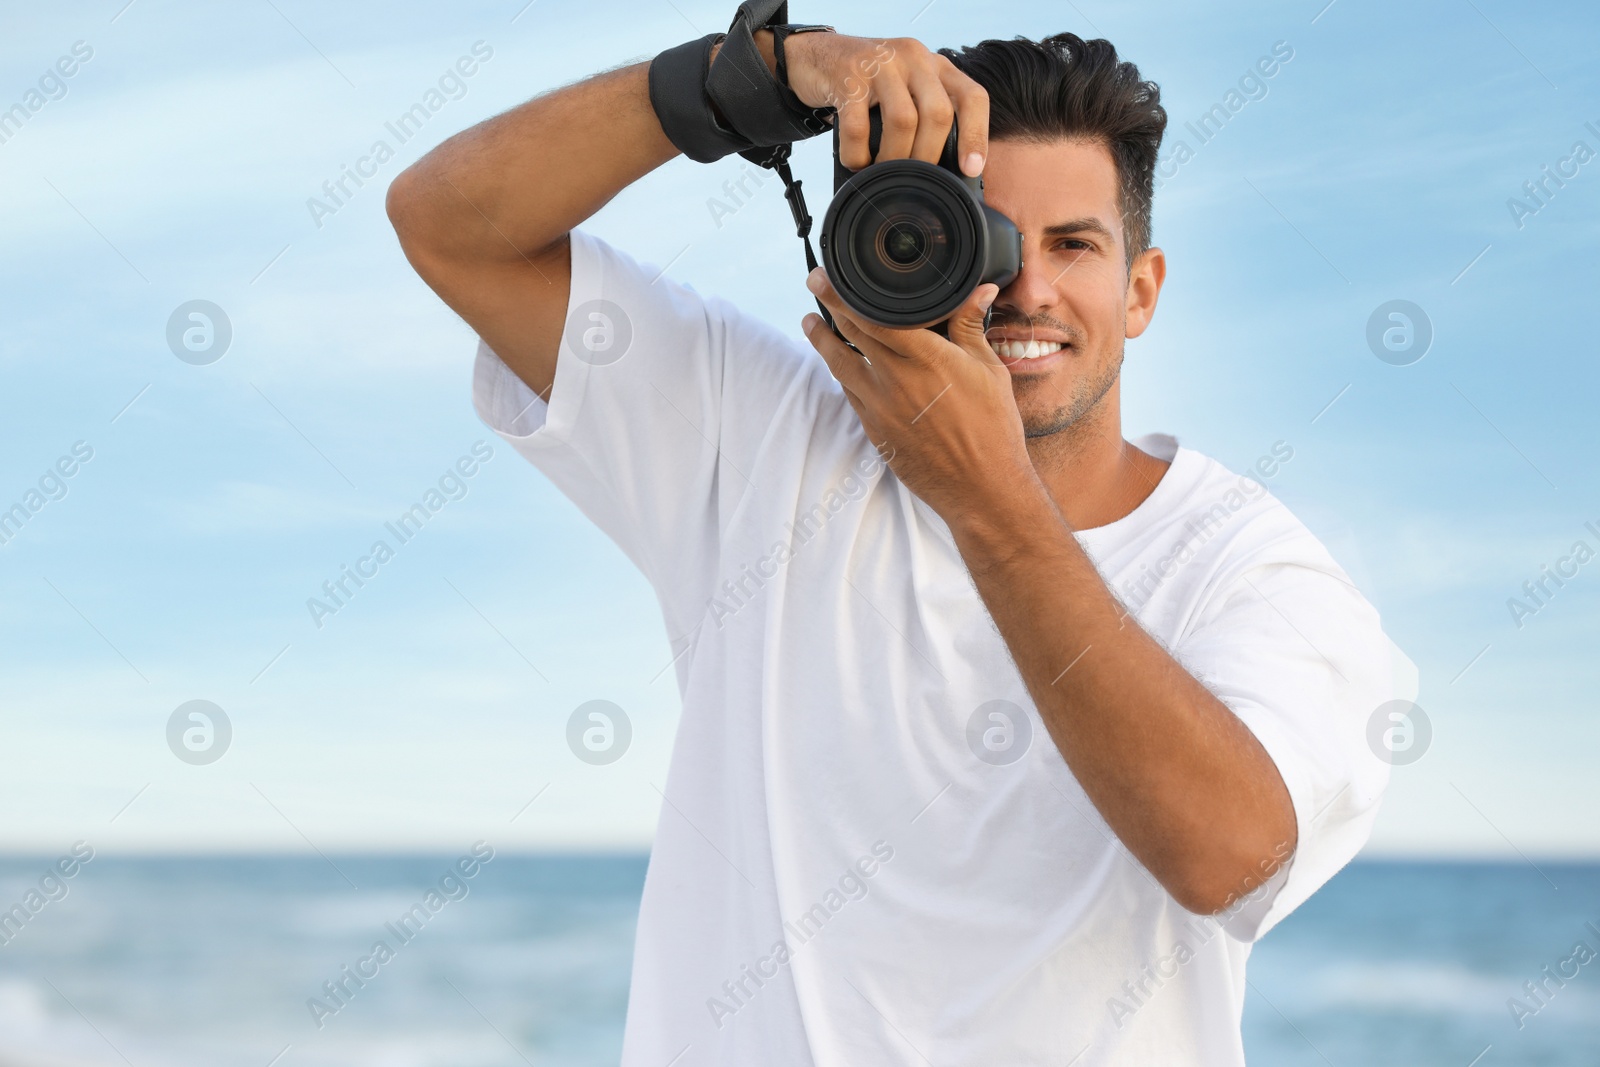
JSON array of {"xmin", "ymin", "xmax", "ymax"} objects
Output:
[
  {"xmin": 819, "ymin": 105, "xmax": 1022, "ymax": 329},
  {"xmin": 847, "ymin": 182, "xmax": 965, "ymax": 299},
  {"xmin": 822, "ymin": 160, "xmax": 987, "ymax": 328},
  {"xmin": 880, "ymin": 218, "xmax": 929, "ymax": 268}
]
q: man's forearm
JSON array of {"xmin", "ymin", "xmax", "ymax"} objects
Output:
[
  {"xmin": 948, "ymin": 483, "xmax": 1297, "ymax": 915},
  {"xmin": 388, "ymin": 33, "xmax": 781, "ymax": 268},
  {"xmin": 386, "ymin": 59, "xmax": 676, "ymax": 266}
]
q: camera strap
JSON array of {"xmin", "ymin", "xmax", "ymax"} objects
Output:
[
  {"xmin": 649, "ymin": 0, "xmax": 850, "ymax": 344},
  {"xmin": 650, "ymin": 1, "xmax": 833, "ymax": 163},
  {"xmin": 725, "ymin": 1, "xmax": 844, "ymax": 340},
  {"xmin": 712, "ymin": 1, "xmax": 837, "ymax": 149},
  {"xmin": 742, "ymin": 140, "xmax": 845, "ymax": 340}
]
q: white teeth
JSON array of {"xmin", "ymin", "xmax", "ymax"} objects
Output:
[{"xmin": 988, "ymin": 339, "xmax": 1064, "ymax": 360}]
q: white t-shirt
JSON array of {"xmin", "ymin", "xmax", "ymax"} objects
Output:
[{"xmin": 471, "ymin": 227, "xmax": 1418, "ymax": 1066}]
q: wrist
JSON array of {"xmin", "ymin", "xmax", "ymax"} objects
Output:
[
  {"xmin": 708, "ymin": 29, "xmax": 776, "ymax": 130},
  {"xmin": 711, "ymin": 28, "xmax": 775, "ymax": 76},
  {"xmin": 946, "ymin": 475, "xmax": 1072, "ymax": 575}
]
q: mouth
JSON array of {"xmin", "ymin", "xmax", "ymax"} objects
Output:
[{"xmin": 988, "ymin": 337, "xmax": 1071, "ymax": 370}]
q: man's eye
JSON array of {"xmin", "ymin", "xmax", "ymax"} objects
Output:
[{"xmin": 1055, "ymin": 239, "xmax": 1091, "ymax": 251}]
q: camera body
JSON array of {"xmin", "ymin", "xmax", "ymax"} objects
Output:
[{"xmin": 818, "ymin": 108, "xmax": 1022, "ymax": 335}]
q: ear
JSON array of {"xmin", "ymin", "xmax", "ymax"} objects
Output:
[{"xmin": 1125, "ymin": 246, "xmax": 1166, "ymax": 339}]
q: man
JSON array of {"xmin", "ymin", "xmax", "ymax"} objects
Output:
[{"xmin": 387, "ymin": 20, "xmax": 1416, "ymax": 1066}]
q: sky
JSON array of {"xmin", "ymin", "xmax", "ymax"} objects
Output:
[{"xmin": 0, "ymin": 0, "xmax": 1595, "ymax": 857}]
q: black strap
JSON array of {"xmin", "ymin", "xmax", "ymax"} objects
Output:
[
  {"xmin": 648, "ymin": 32, "xmax": 750, "ymax": 164},
  {"xmin": 649, "ymin": 6, "xmax": 834, "ymax": 156},
  {"xmin": 649, "ymin": 2, "xmax": 853, "ymax": 347},
  {"xmin": 741, "ymin": 141, "xmax": 841, "ymax": 340},
  {"xmin": 708, "ymin": 2, "xmax": 834, "ymax": 149},
  {"xmin": 717, "ymin": 2, "xmax": 847, "ymax": 344}
]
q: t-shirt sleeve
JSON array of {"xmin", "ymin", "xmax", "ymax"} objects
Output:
[
  {"xmin": 471, "ymin": 227, "xmax": 824, "ymax": 643},
  {"xmin": 1173, "ymin": 541, "xmax": 1419, "ymax": 942}
]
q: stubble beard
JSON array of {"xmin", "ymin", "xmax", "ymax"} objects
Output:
[{"xmin": 1015, "ymin": 344, "xmax": 1124, "ymax": 442}]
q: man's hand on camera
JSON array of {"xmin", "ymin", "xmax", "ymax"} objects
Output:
[
  {"xmin": 800, "ymin": 266, "xmax": 1047, "ymax": 533},
  {"xmin": 781, "ymin": 34, "xmax": 990, "ymax": 176}
]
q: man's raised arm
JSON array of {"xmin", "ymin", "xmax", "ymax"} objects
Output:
[
  {"xmin": 386, "ymin": 30, "xmax": 990, "ymax": 401},
  {"xmin": 384, "ymin": 55, "xmax": 686, "ymax": 401}
]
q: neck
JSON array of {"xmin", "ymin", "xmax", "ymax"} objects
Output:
[{"xmin": 1026, "ymin": 384, "xmax": 1169, "ymax": 531}]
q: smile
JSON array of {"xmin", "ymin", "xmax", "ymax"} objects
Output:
[{"xmin": 988, "ymin": 339, "xmax": 1066, "ymax": 360}]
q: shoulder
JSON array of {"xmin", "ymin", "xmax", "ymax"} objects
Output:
[
  {"xmin": 1117, "ymin": 435, "xmax": 1370, "ymax": 623},
  {"xmin": 1118, "ymin": 436, "xmax": 1325, "ymax": 566},
  {"xmin": 1168, "ymin": 440, "xmax": 1326, "ymax": 568},
  {"xmin": 1180, "ymin": 443, "xmax": 1387, "ymax": 636}
]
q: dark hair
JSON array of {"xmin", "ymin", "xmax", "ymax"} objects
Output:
[{"xmin": 939, "ymin": 33, "xmax": 1167, "ymax": 262}]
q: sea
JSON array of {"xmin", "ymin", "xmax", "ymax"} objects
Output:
[{"xmin": 0, "ymin": 855, "xmax": 1595, "ymax": 1066}]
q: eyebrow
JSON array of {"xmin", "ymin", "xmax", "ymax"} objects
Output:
[{"xmin": 1040, "ymin": 218, "xmax": 1115, "ymax": 241}]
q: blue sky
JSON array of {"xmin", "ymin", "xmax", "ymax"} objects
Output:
[{"xmin": 1, "ymin": 0, "xmax": 1595, "ymax": 856}]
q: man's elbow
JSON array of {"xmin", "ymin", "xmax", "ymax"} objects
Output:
[
  {"xmin": 1168, "ymin": 830, "xmax": 1298, "ymax": 917},
  {"xmin": 385, "ymin": 164, "xmax": 427, "ymax": 246},
  {"xmin": 385, "ymin": 164, "xmax": 455, "ymax": 289}
]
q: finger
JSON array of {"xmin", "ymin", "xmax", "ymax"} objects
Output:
[
  {"xmin": 807, "ymin": 269, "xmax": 909, "ymax": 364},
  {"xmin": 906, "ymin": 68, "xmax": 955, "ymax": 166},
  {"xmin": 825, "ymin": 300, "xmax": 902, "ymax": 370},
  {"xmin": 871, "ymin": 74, "xmax": 918, "ymax": 163},
  {"xmin": 802, "ymin": 312, "xmax": 876, "ymax": 397},
  {"xmin": 825, "ymin": 308, "xmax": 902, "ymax": 371},
  {"xmin": 834, "ymin": 93, "xmax": 872, "ymax": 172},
  {"xmin": 828, "ymin": 359, "xmax": 886, "ymax": 446},
  {"xmin": 939, "ymin": 60, "xmax": 990, "ymax": 177},
  {"xmin": 946, "ymin": 283, "xmax": 1004, "ymax": 366},
  {"xmin": 808, "ymin": 267, "xmax": 940, "ymax": 364}
]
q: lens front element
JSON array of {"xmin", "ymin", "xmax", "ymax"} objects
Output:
[{"xmin": 822, "ymin": 159, "xmax": 988, "ymax": 329}]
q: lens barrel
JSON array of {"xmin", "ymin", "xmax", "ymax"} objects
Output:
[{"xmin": 819, "ymin": 108, "xmax": 1021, "ymax": 330}]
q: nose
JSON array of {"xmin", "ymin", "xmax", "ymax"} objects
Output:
[{"xmin": 999, "ymin": 245, "xmax": 1063, "ymax": 314}]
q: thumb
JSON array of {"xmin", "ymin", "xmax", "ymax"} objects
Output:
[{"xmin": 948, "ymin": 283, "xmax": 1002, "ymax": 364}]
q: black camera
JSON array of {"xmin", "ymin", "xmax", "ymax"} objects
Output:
[{"xmin": 818, "ymin": 107, "xmax": 1022, "ymax": 335}]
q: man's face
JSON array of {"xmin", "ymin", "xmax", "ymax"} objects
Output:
[{"xmin": 977, "ymin": 137, "xmax": 1165, "ymax": 439}]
